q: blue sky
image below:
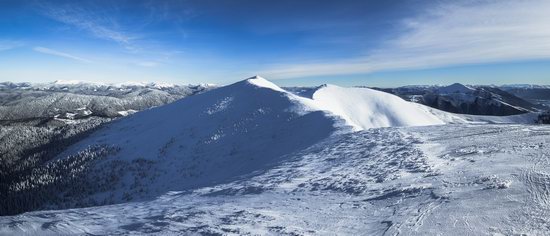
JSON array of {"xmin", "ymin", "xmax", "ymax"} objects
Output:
[{"xmin": 0, "ymin": 0, "xmax": 549, "ymax": 87}]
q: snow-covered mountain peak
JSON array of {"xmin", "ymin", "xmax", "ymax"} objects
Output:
[{"xmin": 46, "ymin": 76, "xmax": 337, "ymax": 204}]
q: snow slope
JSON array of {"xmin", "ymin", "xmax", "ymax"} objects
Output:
[{"xmin": 33, "ymin": 76, "xmax": 337, "ymax": 207}]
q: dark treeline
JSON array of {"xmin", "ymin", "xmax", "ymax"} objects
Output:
[
  {"xmin": 0, "ymin": 83, "xmax": 214, "ymax": 216},
  {"xmin": 0, "ymin": 118, "xmax": 111, "ymax": 215},
  {"xmin": 538, "ymin": 111, "xmax": 550, "ymax": 124}
]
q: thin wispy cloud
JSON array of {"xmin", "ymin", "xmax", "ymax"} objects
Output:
[
  {"xmin": 262, "ymin": 0, "xmax": 550, "ymax": 79},
  {"xmin": 135, "ymin": 61, "xmax": 159, "ymax": 67},
  {"xmin": 39, "ymin": 4, "xmax": 135, "ymax": 48},
  {"xmin": 36, "ymin": 2, "xmax": 193, "ymax": 59},
  {"xmin": 33, "ymin": 46, "xmax": 92, "ymax": 63},
  {"xmin": 0, "ymin": 40, "xmax": 24, "ymax": 52}
]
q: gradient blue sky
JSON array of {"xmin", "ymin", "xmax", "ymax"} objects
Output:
[{"xmin": 0, "ymin": 0, "xmax": 549, "ymax": 87}]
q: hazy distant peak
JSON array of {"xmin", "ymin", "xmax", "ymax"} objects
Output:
[{"xmin": 438, "ymin": 83, "xmax": 474, "ymax": 94}]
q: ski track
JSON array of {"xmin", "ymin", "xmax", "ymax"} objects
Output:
[{"xmin": 2, "ymin": 124, "xmax": 550, "ymax": 235}]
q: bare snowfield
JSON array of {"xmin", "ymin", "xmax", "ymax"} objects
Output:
[{"xmin": 1, "ymin": 77, "xmax": 548, "ymax": 235}]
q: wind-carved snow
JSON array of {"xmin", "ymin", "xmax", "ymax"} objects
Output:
[{"xmin": 206, "ymin": 97, "xmax": 233, "ymax": 115}]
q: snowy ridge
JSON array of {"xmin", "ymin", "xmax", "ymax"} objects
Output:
[
  {"xmin": 246, "ymin": 76, "xmax": 447, "ymax": 130},
  {"xmin": 47, "ymin": 76, "xmax": 337, "ymax": 204}
]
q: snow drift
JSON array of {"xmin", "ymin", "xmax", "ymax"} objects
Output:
[{"xmin": 304, "ymin": 84, "xmax": 445, "ymax": 130}]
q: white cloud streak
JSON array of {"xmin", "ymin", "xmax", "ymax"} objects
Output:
[
  {"xmin": 135, "ymin": 61, "xmax": 159, "ymax": 67},
  {"xmin": 262, "ymin": 0, "xmax": 550, "ymax": 79},
  {"xmin": 33, "ymin": 47, "xmax": 92, "ymax": 63},
  {"xmin": 40, "ymin": 5, "xmax": 134, "ymax": 48},
  {"xmin": 0, "ymin": 40, "xmax": 24, "ymax": 52}
]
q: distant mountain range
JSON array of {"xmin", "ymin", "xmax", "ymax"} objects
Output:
[
  {"xmin": 0, "ymin": 81, "xmax": 215, "ymax": 122},
  {"xmin": 1, "ymin": 80, "xmax": 547, "ymax": 123},
  {"xmin": 372, "ymin": 83, "xmax": 548, "ymax": 116},
  {"xmin": 499, "ymin": 85, "xmax": 550, "ymax": 108}
]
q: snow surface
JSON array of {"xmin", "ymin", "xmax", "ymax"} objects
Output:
[
  {"xmin": 0, "ymin": 77, "xmax": 545, "ymax": 235},
  {"xmin": 2, "ymin": 124, "xmax": 550, "ymax": 235}
]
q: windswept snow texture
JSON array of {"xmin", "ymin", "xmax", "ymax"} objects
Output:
[{"xmin": 2, "ymin": 124, "xmax": 550, "ymax": 235}]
